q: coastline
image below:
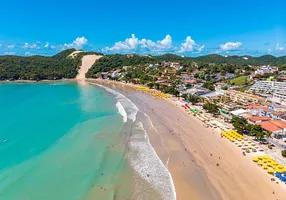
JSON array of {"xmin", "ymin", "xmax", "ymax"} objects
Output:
[{"xmin": 88, "ymin": 79, "xmax": 286, "ymax": 200}]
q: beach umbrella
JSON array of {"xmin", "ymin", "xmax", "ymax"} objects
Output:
[
  {"xmin": 258, "ymin": 160, "xmax": 264, "ymax": 166},
  {"xmin": 275, "ymin": 168, "xmax": 284, "ymax": 173},
  {"xmin": 272, "ymin": 162, "xmax": 278, "ymax": 166},
  {"xmin": 277, "ymin": 165, "xmax": 284, "ymax": 169},
  {"xmin": 267, "ymin": 168, "xmax": 274, "ymax": 174},
  {"xmin": 253, "ymin": 157, "xmax": 259, "ymax": 162},
  {"xmin": 258, "ymin": 156, "xmax": 264, "ymax": 160},
  {"xmin": 263, "ymin": 165, "xmax": 268, "ymax": 170}
]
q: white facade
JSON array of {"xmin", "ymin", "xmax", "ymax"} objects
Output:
[
  {"xmin": 248, "ymin": 81, "xmax": 286, "ymax": 94},
  {"xmin": 272, "ymin": 91, "xmax": 286, "ymax": 106}
]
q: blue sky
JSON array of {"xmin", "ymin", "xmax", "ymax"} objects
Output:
[{"xmin": 0, "ymin": 0, "xmax": 285, "ymax": 56}]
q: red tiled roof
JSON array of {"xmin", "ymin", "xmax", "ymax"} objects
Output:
[
  {"xmin": 259, "ymin": 121, "xmax": 282, "ymax": 132},
  {"xmin": 269, "ymin": 120, "xmax": 286, "ymax": 129},
  {"xmin": 248, "ymin": 116, "xmax": 270, "ymax": 122}
]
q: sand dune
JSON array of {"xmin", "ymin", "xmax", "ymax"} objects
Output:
[{"xmin": 76, "ymin": 55, "xmax": 102, "ymax": 81}]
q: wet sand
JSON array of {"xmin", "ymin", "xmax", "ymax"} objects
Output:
[{"xmin": 89, "ymin": 79, "xmax": 286, "ymax": 200}]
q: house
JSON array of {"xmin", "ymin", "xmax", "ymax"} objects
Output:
[
  {"xmin": 170, "ymin": 62, "xmax": 183, "ymax": 70},
  {"xmin": 225, "ymin": 73, "xmax": 235, "ymax": 79},
  {"xmin": 259, "ymin": 120, "xmax": 286, "ymax": 135},
  {"xmin": 165, "ymin": 69, "xmax": 176, "ymax": 75},
  {"xmin": 111, "ymin": 71, "xmax": 119, "ymax": 78},
  {"xmin": 183, "ymin": 79, "xmax": 197, "ymax": 85},
  {"xmin": 254, "ymin": 65, "xmax": 278, "ymax": 75},
  {"xmin": 248, "ymin": 116, "xmax": 270, "ymax": 124}
]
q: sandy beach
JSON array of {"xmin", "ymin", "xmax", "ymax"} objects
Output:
[{"xmin": 89, "ymin": 79, "xmax": 286, "ymax": 200}]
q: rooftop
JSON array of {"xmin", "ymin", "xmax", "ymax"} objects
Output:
[{"xmin": 259, "ymin": 121, "xmax": 282, "ymax": 132}]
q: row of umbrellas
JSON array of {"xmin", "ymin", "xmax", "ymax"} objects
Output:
[
  {"xmin": 253, "ymin": 155, "xmax": 286, "ymax": 174},
  {"xmin": 135, "ymin": 86, "xmax": 170, "ymax": 99}
]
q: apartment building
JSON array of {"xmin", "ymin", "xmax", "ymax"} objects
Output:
[
  {"xmin": 224, "ymin": 90, "xmax": 264, "ymax": 106},
  {"xmin": 272, "ymin": 91, "xmax": 286, "ymax": 106},
  {"xmin": 248, "ymin": 81, "xmax": 286, "ymax": 94}
]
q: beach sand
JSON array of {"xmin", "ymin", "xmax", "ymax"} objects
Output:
[{"xmin": 88, "ymin": 79, "xmax": 286, "ymax": 200}]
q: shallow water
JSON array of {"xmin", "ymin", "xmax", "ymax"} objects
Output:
[{"xmin": 0, "ymin": 82, "xmax": 131, "ymax": 200}]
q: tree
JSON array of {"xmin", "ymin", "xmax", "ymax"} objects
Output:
[
  {"xmin": 203, "ymin": 102, "xmax": 219, "ymax": 115},
  {"xmin": 231, "ymin": 116, "xmax": 248, "ymax": 133},
  {"xmin": 203, "ymin": 81, "xmax": 215, "ymax": 91},
  {"xmin": 188, "ymin": 94, "xmax": 200, "ymax": 105}
]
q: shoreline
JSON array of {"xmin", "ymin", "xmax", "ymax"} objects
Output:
[
  {"xmin": 0, "ymin": 79, "xmax": 76, "ymax": 84},
  {"xmin": 88, "ymin": 78, "xmax": 286, "ymax": 200}
]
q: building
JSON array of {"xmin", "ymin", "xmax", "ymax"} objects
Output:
[
  {"xmin": 224, "ymin": 90, "xmax": 264, "ymax": 106},
  {"xmin": 170, "ymin": 62, "xmax": 183, "ymax": 70},
  {"xmin": 259, "ymin": 120, "xmax": 286, "ymax": 135},
  {"xmin": 254, "ymin": 65, "xmax": 278, "ymax": 75},
  {"xmin": 248, "ymin": 116, "xmax": 270, "ymax": 124},
  {"xmin": 248, "ymin": 81, "xmax": 286, "ymax": 94},
  {"xmin": 271, "ymin": 91, "xmax": 286, "ymax": 106},
  {"xmin": 111, "ymin": 71, "xmax": 119, "ymax": 78}
]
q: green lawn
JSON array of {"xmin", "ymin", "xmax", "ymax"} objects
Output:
[
  {"xmin": 228, "ymin": 75, "xmax": 248, "ymax": 86},
  {"xmin": 238, "ymin": 85, "xmax": 251, "ymax": 92}
]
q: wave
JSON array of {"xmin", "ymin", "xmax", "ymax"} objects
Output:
[
  {"xmin": 92, "ymin": 83, "xmax": 138, "ymax": 122},
  {"xmin": 116, "ymin": 102, "xmax": 127, "ymax": 123},
  {"xmin": 90, "ymin": 83, "xmax": 176, "ymax": 200}
]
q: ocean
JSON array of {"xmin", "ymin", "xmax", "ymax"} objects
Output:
[{"xmin": 0, "ymin": 82, "xmax": 175, "ymax": 200}]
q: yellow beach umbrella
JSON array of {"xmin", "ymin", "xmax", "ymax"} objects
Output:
[
  {"xmin": 257, "ymin": 160, "xmax": 264, "ymax": 166},
  {"xmin": 275, "ymin": 168, "xmax": 284, "ymax": 173},
  {"xmin": 257, "ymin": 156, "xmax": 264, "ymax": 160},
  {"xmin": 272, "ymin": 162, "xmax": 278, "ymax": 166},
  {"xmin": 277, "ymin": 165, "xmax": 284, "ymax": 169},
  {"xmin": 263, "ymin": 165, "xmax": 268, "ymax": 170},
  {"xmin": 253, "ymin": 157, "xmax": 259, "ymax": 162},
  {"xmin": 267, "ymin": 168, "xmax": 274, "ymax": 174}
]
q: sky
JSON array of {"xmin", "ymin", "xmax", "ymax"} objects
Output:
[{"xmin": 0, "ymin": 0, "xmax": 285, "ymax": 57}]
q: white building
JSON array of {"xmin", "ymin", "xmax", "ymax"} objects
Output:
[
  {"xmin": 248, "ymin": 81, "xmax": 286, "ymax": 94},
  {"xmin": 254, "ymin": 65, "xmax": 278, "ymax": 75},
  {"xmin": 272, "ymin": 91, "xmax": 286, "ymax": 106}
]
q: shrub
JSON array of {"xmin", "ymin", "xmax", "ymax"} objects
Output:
[{"xmin": 282, "ymin": 150, "xmax": 286, "ymax": 158}]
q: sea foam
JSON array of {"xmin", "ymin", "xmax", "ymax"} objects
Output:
[
  {"xmin": 91, "ymin": 83, "xmax": 176, "ymax": 200},
  {"xmin": 116, "ymin": 102, "xmax": 127, "ymax": 123}
]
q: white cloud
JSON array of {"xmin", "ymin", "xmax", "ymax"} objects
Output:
[
  {"xmin": 25, "ymin": 52, "xmax": 33, "ymax": 56},
  {"xmin": 268, "ymin": 49, "xmax": 272, "ymax": 54},
  {"xmin": 219, "ymin": 42, "xmax": 242, "ymax": 51},
  {"xmin": 4, "ymin": 52, "xmax": 15, "ymax": 55},
  {"xmin": 179, "ymin": 36, "xmax": 196, "ymax": 52},
  {"xmin": 103, "ymin": 34, "xmax": 206, "ymax": 55},
  {"xmin": 159, "ymin": 34, "xmax": 172, "ymax": 48},
  {"xmin": 22, "ymin": 43, "xmax": 38, "ymax": 49},
  {"xmin": 104, "ymin": 34, "xmax": 176, "ymax": 54},
  {"xmin": 44, "ymin": 42, "xmax": 49, "ymax": 48},
  {"xmin": 179, "ymin": 36, "xmax": 204, "ymax": 53},
  {"xmin": 63, "ymin": 37, "xmax": 88, "ymax": 49},
  {"xmin": 276, "ymin": 43, "xmax": 284, "ymax": 51},
  {"xmin": 7, "ymin": 45, "xmax": 15, "ymax": 49}
]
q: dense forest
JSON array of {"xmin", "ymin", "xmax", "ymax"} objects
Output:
[
  {"xmin": 86, "ymin": 53, "xmax": 286, "ymax": 78},
  {"xmin": 0, "ymin": 49, "xmax": 103, "ymax": 81}
]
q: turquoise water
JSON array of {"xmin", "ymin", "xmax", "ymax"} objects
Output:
[{"xmin": 0, "ymin": 82, "xmax": 129, "ymax": 200}]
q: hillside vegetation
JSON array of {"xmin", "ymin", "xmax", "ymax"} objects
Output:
[
  {"xmin": 86, "ymin": 53, "xmax": 286, "ymax": 78},
  {"xmin": 0, "ymin": 49, "xmax": 103, "ymax": 81}
]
